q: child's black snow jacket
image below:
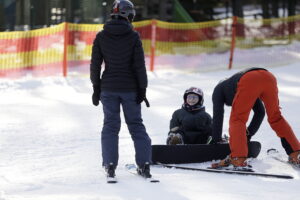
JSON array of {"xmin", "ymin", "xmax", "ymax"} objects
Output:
[
  {"xmin": 90, "ymin": 18, "xmax": 147, "ymax": 92},
  {"xmin": 170, "ymin": 106, "xmax": 212, "ymax": 144}
]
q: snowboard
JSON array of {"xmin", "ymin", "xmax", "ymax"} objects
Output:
[{"xmin": 152, "ymin": 141, "xmax": 261, "ymax": 164}]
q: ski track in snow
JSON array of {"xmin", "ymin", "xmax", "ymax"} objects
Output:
[{"xmin": 1, "ymin": 63, "xmax": 300, "ymax": 200}]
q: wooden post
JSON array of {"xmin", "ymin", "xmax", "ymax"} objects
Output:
[
  {"xmin": 63, "ymin": 22, "xmax": 69, "ymax": 77},
  {"xmin": 228, "ymin": 16, "xmax": 237, "ymax": 70},
  {"xmin": 150, "ymin": 20, "xmax": 157, "ymax": 72}
]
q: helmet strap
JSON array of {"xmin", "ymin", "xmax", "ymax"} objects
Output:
[{"xmin": 128, "ymin": 14, "xmax": 134, "ymax": 22}]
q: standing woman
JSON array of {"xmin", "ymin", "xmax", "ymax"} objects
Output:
[{"xmin": 90, "ymin": 0, "xmax": 152, "ymax": 181}]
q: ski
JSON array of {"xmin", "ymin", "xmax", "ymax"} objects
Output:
[
  {"xmin": 156, "ymin": 163, "xmax": 294, "ymax": 179},
  {"xmin": 267, "ymin": 148, "xmax": 300, "ymax": 169},
  {"xmin": 106, "ymin": 177, "xmax": 117, "ymax": 184},
  {"xmin": 267, "ymin": 148, "xmax": 287, "ymax": 163},
  {"xmin": 125, "ymin": 164, "xmax": 160, "ymax": 183}
]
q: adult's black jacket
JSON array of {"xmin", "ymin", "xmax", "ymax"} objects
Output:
[
  {"xmin": 90, "ymin": 18, "xmax": 147, "ymax": 91},
  {"xmin": 212, "ymin": 67, "xmax": 266, "ymax": 142}
]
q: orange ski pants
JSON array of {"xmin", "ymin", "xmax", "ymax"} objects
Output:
[{"xmin": 229, "ymin": 70, "xmax": 300, "ymax": 157}]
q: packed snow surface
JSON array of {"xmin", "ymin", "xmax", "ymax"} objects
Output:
[{"xmin": 1, "ymin": 63, "xmax": 300, "ymax": 200}]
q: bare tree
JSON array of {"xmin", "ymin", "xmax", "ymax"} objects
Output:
[
  {"xmin": 0, "ymin": 2, "xmax": 5, "ymax": 31},
  {"xmin": 232, "ymin": 0, "xmax": 245, "ymax": 37},
  {"xmin": 271, "ymin": 0, "xmax": 279, "ymax": 18},
  {"xmin": 288, "ymin": 0, "xmax": 297, "ymax": 16},
  {"xmin": 288, "ymin": 0, "xmax": 297, "ymax": 35},
  {"xmin": 232, "ymin": 0, "xmax": 244, "ymax": 17},
  {"xmin": 262, "ymin": 0, "xmax": 270, "ymax": 18}
]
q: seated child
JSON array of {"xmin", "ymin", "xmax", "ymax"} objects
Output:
[{"xmin": 167, "ymin": 87, "xmax": 212, "ymax": 145}]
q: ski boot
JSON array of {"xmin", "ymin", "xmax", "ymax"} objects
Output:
[
  {"xmin": 211, "ymin": 156, "xmax": 252, "ymax": 171},
  {"xmin": 167, "ymin": 133, "xmax": 184, "ymax": 145},
  {"xmin": 137, "ymin": 162, "xmax": 152, "ymax": 178},
  {"xmin": 105, "ymin": 163, "xmax": 117, "ymax": 183},
  {"xmin": 288, "ymin": 151, "xmax": 300, "ymax": 168}
]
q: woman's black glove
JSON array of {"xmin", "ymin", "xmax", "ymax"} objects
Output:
[
  {"xmin": 136, "ymin": 88, "xmax": 150, "ymax": 107},
  {"xmin": 92, "ymin": 85, "xmax": 101, "ymax": 106}
]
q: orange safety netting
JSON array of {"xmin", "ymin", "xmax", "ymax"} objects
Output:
[
  {"xmin": 0, "ymin": 24, "xmax": 65, "ymax": 77},
  {"xmin": 0, "ymin": 15, "xmax": 300, "ymax": 78},
  {"xmin": 231, "ymin": 15, "xmax": 300, "ymax": 69}
]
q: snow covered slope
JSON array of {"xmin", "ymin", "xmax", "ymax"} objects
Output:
[{"xmin": 0, "ymin": 64, "xmax": 300, "ymax": 200}]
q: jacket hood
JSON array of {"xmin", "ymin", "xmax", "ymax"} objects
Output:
[{"xmin": 103, "ymin": 19, "xmax": 133, "ymax": 36}]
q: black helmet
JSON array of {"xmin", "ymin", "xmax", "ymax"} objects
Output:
[
  {"xmin": 183, "ymin": 87, "xmax": 204, "ymax": 106},
  {"xmin": 111, "ymin": 0, "xmax": 136, "ymax": 22}
]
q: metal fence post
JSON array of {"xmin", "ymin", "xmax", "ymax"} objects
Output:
[
  {"xmin": 63, "ymin": 22, "xmax": 69, "ymax": 77},
  {"xmin": 228, "ymin": 16, "xmax": 237, "ymax": 70},
  {"xmin": 150, "ymin": 19, "xmax": 157, "ymax": 72}
]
